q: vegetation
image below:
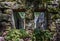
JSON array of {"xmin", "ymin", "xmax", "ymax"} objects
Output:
[
  {"xmin": 4, "ymin": 29, "xmax": 53, "ymax": 41},
  {"xmin": 0, "ymin": 0, "xmax": 60, "ymax": 41},
  {"xmin": 33, "ymin": 29, "xmax": 53, "ymax": 41},
  {"xmin": 4, "ymin": 29, "xmax": 29, "ymax": 41}
]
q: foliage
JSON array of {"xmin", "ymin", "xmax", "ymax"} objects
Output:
[
  {"xmin": 33, "ymin": 29, "xmax": 53, "ymax": 41},
  {"xmin": 19, "ymin": 29, "xmax": 30, "ymax": 38},
  {"xmin": 47, "ymin": 7, "xmax": 60, "ymax": 20},
  {"xmin": 5, "ymin": 29, "xmax": 29, "ymax": 41},
  {"xmin": 4, "ymin": 29, "xmax": 53, "ymax": 41},
  {"xmin": 48, "ymin": 8, "xmax": 58, "ymax": 13},
  {"xmin": 51, "ymin": 14, "xmax": 60, "ymax": 20}
]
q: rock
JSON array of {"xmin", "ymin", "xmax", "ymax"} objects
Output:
[
  {"xmin": 0, "ymin": 37, "xmax": 5, "ymax": 41},
  {"xmin": 19, "ymin": 39, "xmax": 24, "ymax": 41},
  {"xmin": 24, "ymin": 38, "xmax": 32, "ymax": 41}
]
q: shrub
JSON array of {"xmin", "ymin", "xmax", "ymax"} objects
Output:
[
  {"xmin": 4, "ymin": 29, "xmax": 29, "ymax": 41},
  {"xmin": 4, "ymin": 29, "xmax": 53, "ymax": 41},
  {"xmin": 33, "ymin": 29, "xmax": 53, "ymax": 41}
]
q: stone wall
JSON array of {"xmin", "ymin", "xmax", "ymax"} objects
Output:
[{"xmin": 0, "ymin": 9, "xmax": 15, "ymax": 32}]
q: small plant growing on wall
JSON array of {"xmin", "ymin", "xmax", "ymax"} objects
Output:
[
  {"xmin": 33, "ymin": 29, "xmax": 53, "ymax": 41},
  {"xmin": 4, "ymin": 29, "xmax": 29, "ymax": 41}
]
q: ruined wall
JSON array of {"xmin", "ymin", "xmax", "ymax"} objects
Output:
[{"xmin": 0, "ymin": 9, "xmax": 15, "ymax": 32}]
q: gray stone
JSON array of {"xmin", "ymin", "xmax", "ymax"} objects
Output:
[
  {"xmin": 19, "ymin": 39, "xmax": 24, "ymax": 41},
  {"xmin": 0, "ymin": 37, "xmax": 5, "ymax": 41}
]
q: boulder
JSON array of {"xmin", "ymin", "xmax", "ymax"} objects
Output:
[{"xmin": 0, "ymin": 37, "xmax": 5, "ymax": 41}]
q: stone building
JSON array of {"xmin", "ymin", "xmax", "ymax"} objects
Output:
[{"xmin": 0, "ymin": 0, "xmax": 60, "ymax": 31}]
